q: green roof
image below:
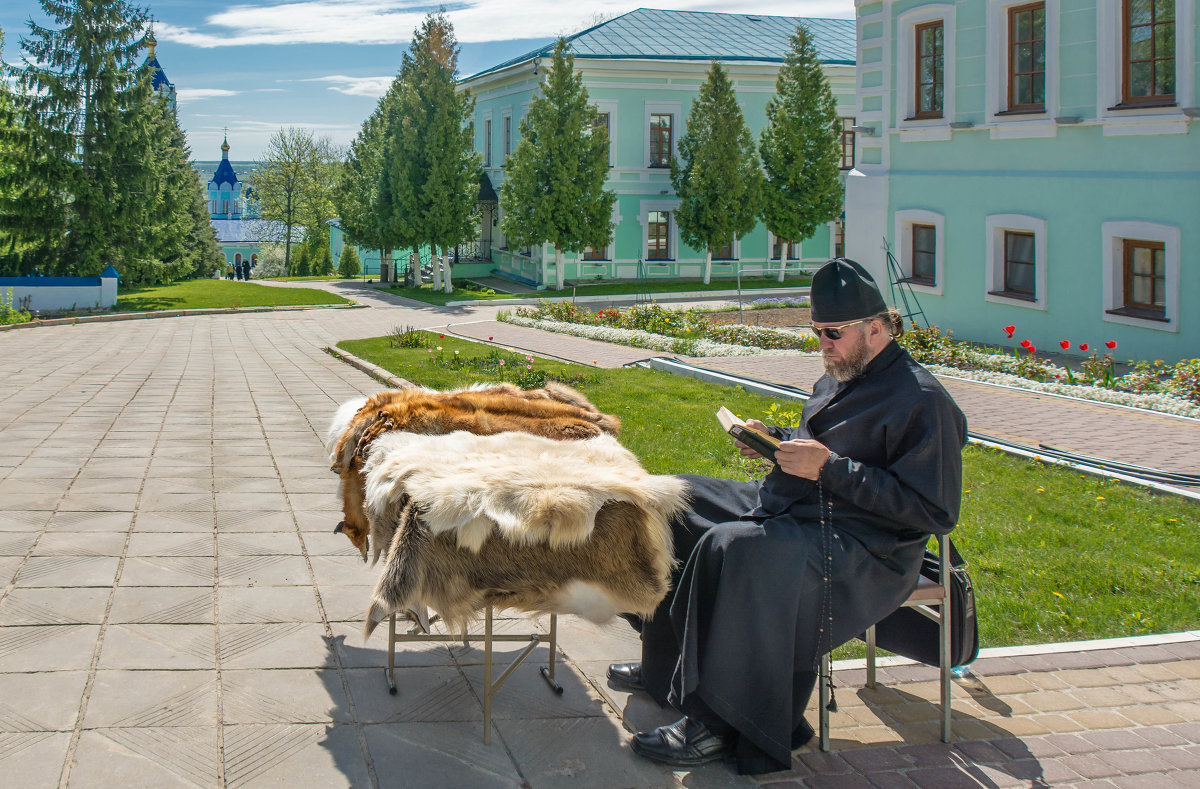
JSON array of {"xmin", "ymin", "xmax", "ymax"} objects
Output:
[{"xmin": 463, "ymin": 7, "xmax": 855, "ymax": 82}]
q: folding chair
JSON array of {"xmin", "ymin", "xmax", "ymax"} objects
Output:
[
  {"xmin": 819, "ymin": 533, "xmax": 953, "ymax": 750},
  {"xmin": 383, "ymin": 607, "xmax": 564, "ymax": 744}
]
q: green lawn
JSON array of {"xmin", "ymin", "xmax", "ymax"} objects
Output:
[
  {"xmin": 115, "ymin": 279, "xmax": 351, "ymax": 312},
  {"xmin": 388, "ymin": 275, "xmax": 813, "ymax": 306},
  {"xmin": 338, "ymin": 331, "xmax": 1200, "ymax": 651}
]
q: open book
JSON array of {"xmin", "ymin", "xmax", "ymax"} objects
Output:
[{"xmin": 716, "ymin": 406, "xmax": 781, "ymax": 463}]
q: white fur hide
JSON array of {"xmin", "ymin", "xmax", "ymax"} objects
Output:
[{"xmin": 362, "ymin": 430, "xmax": 687, "ymax": 555}]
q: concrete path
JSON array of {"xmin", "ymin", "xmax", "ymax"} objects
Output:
[{"xmin": 1, "ymin": 291, "xmax": 1198, "ymax": 788}]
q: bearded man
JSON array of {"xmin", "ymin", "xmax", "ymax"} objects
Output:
[{"xmin": 611, "ymin": 257, "xmax": 968, "ymax": 774}]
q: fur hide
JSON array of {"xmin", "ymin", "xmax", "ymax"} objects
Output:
[
  {"xmin": 326, "ymin": 382, "xmax": 620, "ymax": 561},
  {"xmin": 360, "ymin": 430, "xmax": 687, "ymax": 637}
]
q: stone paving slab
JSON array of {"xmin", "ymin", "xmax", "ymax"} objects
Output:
[{"xmin": 1, "ymin": 302, "xmax": 1198, "ymax": 787}]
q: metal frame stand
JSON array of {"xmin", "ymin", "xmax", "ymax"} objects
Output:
[{"xmin": 383, "ymin": 606, "xmax": 563, "ymax": 744}]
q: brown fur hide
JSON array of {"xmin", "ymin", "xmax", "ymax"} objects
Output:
[
  {"xmin": 360, "ymin": 430, "xmax": 687, "ymax": 637},
  {"xmin": 326, "ymin": 382, "xmax": 620, "ymax": 561}
]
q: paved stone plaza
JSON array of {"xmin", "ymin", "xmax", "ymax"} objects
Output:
[{"xmin": 0, "ymin": 283, "xmax": 1197, "ymax": 787}]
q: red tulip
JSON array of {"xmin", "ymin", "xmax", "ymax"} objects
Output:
[
  {"xmin": 1105, "ymin": 340, "xmax": 1117, "ymax": 349},
  {"xmin": 488, "ymin": 336, "xmax": 493, "ymax": 341},
  {"xmin": 439, "ymin": 334, "xmax": 444, "ymax": 339},
  {"xmin": 1078, "ymin": 343, "xmax": 1088, "ymax": 351},
  {"xmin": 1026, "ymin": 345, "xmax": 1037, "ymax": 354},
  {"xmin": 1004, "ymin": 325, "xmax": 1015, "ymax": 334},
  {"xmin": 1059, "ymin": 340, "xmax": 1070, "ymax": 349},
  {"xmin": 1020, "ymin": 339, "xmax": 1031, "ymax": 348}
]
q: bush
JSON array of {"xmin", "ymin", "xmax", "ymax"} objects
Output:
[
  {"xmin": 338, "ymin": 245, "xmax": 362, "ymax": 278},
  {"xmin": 1167, "ymin": 359, "xmax": 1200, "ymax": 404},
  {"xmin": 1, "ymin": 287, "xmax": 32, "ymax": 325},
  {"xmin": 252, "ymin": 244, "xmax": 286, "ymax": 279},
  {"xmin": 291, "ymin": 244, "xmax": 312, "ymax": 277},
  {"xmin": 314, "ymin": 243, "xmax": 334, "ymax": 275}
]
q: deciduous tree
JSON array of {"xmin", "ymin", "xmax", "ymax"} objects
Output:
[
  {"xmin": 759, "ymin": 24, "xmax": 843, "ymax": 281},
  {"xmin": 499, "ymin": 39, "xmax": 615, "ymax": 290},
  {"xmin": 248, "ymin": 127, "xmax": 337, "ymax": 275},
  {"xmin": 671, "ymin": 62, "xmax": 762, "ymax": 284}
]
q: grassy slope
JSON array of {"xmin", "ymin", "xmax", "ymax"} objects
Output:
[
  {"xmin": 115, "ymin": 279, "xmax": 350, "ymax": 312},
  {"xmin": 338, "ymin": 332, "xmax": 1200, "ymax": 649}
]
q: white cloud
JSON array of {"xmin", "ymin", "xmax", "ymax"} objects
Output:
[
  {"xmin": 176, "ymin": 87, "xmax": 240, "ymax": 103},
  {"xmin": 301, "ymin": 74, "xmax": 394, "ymax": 98},
  {"xmin": 158, "ymin": 0, "xmax": 853, "ymax": 48}
]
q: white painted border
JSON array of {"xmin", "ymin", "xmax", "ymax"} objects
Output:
[
  {"xmin": 984, "ymin": 213, "xmax": 1047, "ymax": 310},
  {"xmin": 500, "ymin": 107, "xmax": 513, "ymax": 163},
  {"xmin": 894, "ymin": 208, "xmax": 945, "ymax": 296},
  {"xmin": 591, "ymin": 99, "xmax": 618, "ymax": 169},
  {"xmin": 1100, "ymin": 220, "xmax": 1180, "ymax": 332},
  {"xmin": 896, "ymin": 4, "xmax": 957, "ymax": 132},
  {"xmin": 985, "ymin": 0, "xmax": 1059, "ymax": 129},
  {"xmin": 1096, "ymin": 0, "xmax": 1195, "ymax": 131},
  {"xmin": 643, "ymin": 100, "xmax": 682, "ymax": 170},
  {"xmin": 638, "ymin": 199, "xmax": 681, "ymax": 262},
  {"xmin": 480, "ymin": 110, "xmax": 493, "ymax": 168}
]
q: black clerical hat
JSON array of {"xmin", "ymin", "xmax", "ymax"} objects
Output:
[{"xmin": 809, "ymin": 258, "xmax": 887, "ymax": 323}]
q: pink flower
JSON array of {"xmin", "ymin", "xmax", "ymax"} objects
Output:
[
  {"xmin": 1059, "ymin": 340, "xmax": 1070, "ymax": 350},
  {"xmin": 526, "ymin": 364, "xmax": 533, "ymax": 370},
  {"xmin": 1105, "ymin": 340, "xmax": 1117, "ymax": 350},
  {"xmin": 1078, "ymin": 343, "xmax": 1089, "ymax": 352},
  {"xmin": 499, "ymin": 359, "xmax": 505, "ymax": 366}
]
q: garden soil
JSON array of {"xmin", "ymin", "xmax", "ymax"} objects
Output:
[{"xmin": 703, "ymin": 307, "xmax": 810, "ymax": 328}]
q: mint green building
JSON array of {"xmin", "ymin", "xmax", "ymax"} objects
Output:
[
  {"xmin": 458, "ymin": 8, "xmax": 858, "ymax": 290},
  {"xmin": 847, "ymin": 0, "xmax": 1198, "ymax": 363}
]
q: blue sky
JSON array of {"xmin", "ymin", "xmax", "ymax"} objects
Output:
[{"xmin": 1, "ymin": 1, "xmax": 854, "ymax": 160}]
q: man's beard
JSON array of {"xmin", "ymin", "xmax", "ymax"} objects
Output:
[{"xmin": 823, "ymin": 332, "xmax": 872, "ymax": 383}]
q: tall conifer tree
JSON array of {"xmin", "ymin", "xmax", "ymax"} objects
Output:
[
  {"xmin": 759, "ymin": 24, "xmax": 843, "ymax": 281},
  {"xmin": 671, "ymin": 62, "xmax": 762, "ymax": 284},
  {"xmin": 381, "ymin": 12, "xmax": 481, "ymax": 293},
  {"xmin": 499, "ymin": 39, "xmax": 616, "ymax": 290}
]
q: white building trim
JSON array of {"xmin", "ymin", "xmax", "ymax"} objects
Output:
[
  {"xmin": 894, "ymin": 209, "xmax": 946, "ymax": 296},
  {"xmin": 638, "ymin": 199, "xmax": 681, "ymax": 262},
  {"xmin": 591, "ymin": 99, "xmax": 618, "ymax": 168},
  {"xmin": 643, "ymin": 100, "xmax": 683, "ymax": 169},
  {"xmin": 985, "ymin": 0, "xmax": 1060, "ymax": 139},
  {"xmin": 896, "ymin": 4, "xmax": 957, "ymax": 141},
  {"xmin": 1100, "ymin": 220, "xmax": 1180, "ymax": 333},
  {"xmin": 1096, "ymin": 0, "xmax": 1194, "ymax": 135},
  {"xmin": 984, "ymin": 213, "xmax": 1047, "ymax": 310}
]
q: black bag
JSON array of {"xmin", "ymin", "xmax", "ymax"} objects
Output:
[{"xmin": 870, "ymin": 538, "xmax": 978, "ymax": 668}]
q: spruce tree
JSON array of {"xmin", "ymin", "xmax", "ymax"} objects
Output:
[
  {"xmin": 759, "ymin": 24, "xmax": 843, "ymax": 281},
  {"xmin": 671, "ymin": 62, "xmax": 762, "ymax": 284},
  {"xmin": 381, "ymin": 12, "xmax": 481, "ymax": 293},
  {"xmin": 499, "ymin": 39, "xmax": 616, "ymax": 290},
  {"xmin": 14, "ymin": 0, "xmax": 159, "ymax": 277},
  {"xmin": 337, "ymin": 244, "xmax": 362, "ymax": 278}
]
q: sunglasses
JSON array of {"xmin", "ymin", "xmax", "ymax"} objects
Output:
[{"xmin": 807, "ymin": 319, "xmax": 868, "ymax": 340}]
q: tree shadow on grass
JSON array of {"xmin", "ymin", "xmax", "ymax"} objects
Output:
[{"xmin": 113, "ymin": 296, "xmax": 185, "ymax": 312}]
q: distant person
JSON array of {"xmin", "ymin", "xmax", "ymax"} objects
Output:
[{"xmin": 226, "ymin": 262, "xmax": 234, "ymax": 280}]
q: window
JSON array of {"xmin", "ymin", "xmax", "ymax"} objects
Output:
[
  {"xmin": 591, "ymin": 112, "xmax": 610, "ymax": 164},
  {"xmin": 770, "ymin": 237, "xmax": 800, "ymax": 260},
  {"xmin": 915, "ymin": 20, "xmax": 944, "ymax": 118},
  {"xmin": 837, "ymin": 117, "xmax": 856, "ymax": 168},
  {"xmin": 1003, "ymin": 231, "xmax": 1036, "ymax": 296},
  {"xmin": 649, "ymin": 114, "xmax": 672, "ymax": 167},
  {"xmin": 1122, "ymin": 239, "xmax": 1166, "ymax": 316},
  {"xmin": 1008, "ymin": 3, "xmax": 1046, "ymax": 110},
  {"xmin": 1101, "ymin": 221, "xmax": 1178, "ymax": 329},
  {"xmin": 503, "ymin": 116, "xmax": 512, "ymax": 162},
  {"xmin": 484, "ymin": 119, "xmax": 492, "ymax": 167},
  {"xmin": 833, "ymin": 220, "xmax": 845, "ymax": 259},
  {"xmin": 1123, "ymin": 0, "xmax": 1175, "ymax": 104},
  {"xmin": 712, "ymin": 238, "xmax": 734, "ymax": 260},
  {"xmin": 911, "ymin": 224, "xmax": 936, "ymax": 283},
  {"xmin": 582, "ymin": 244, "xmax": 608, "ymax": 261},
  {"xmin": 647, "ymin": 211, "xmax": 670, "ymax": 259}
]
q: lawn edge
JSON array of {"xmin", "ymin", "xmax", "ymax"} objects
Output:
[{"xmin": 0, "ymin": 301, "xmax": 364, "ymax": 331}]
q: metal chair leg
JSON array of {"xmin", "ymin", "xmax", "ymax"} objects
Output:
[
  {"xmin": 818, "ymin": 651, "xmax": 831, "ymax": 751},
  {"xmin": 865, "ymin": 625, "xmax": 877, "ymax": 688}
]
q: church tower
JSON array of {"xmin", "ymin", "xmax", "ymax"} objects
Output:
[
  {"xmin": 143, "ymin": 30, "xmax": 176, "ymax": 111},
  {"xmin": 208, "ymin": 135, "xmax": 243, "ymax": 220}
]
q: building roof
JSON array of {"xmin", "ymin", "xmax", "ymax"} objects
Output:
[
  {"xmin": 210, "ymin": 158, "xmax": 239, "ymax": 188},
  {"xmin": 462, "ymin": 7, "xmax": 855, "ymax": 81},
  {"xmin": 145, "ymin": 55, "xmax": 174, "ymax": 94}
]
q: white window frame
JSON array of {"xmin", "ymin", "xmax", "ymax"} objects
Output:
[
  {"xmin": 481, "ymin": 110, "xmax": 493, "ymax": 167},
  {"xmin": 986, "ymin": 0, "xmax": 1059, "ymax": 138},
  {"xmin": 1100, "ymin": 221, "xmax": 1179, "ymax": 332},
  {"xmin": 501, "ymin": 107, "xmax": 513, "ymax": 163},
  {"xmin": 896, "ymin": 4, "xmax": 956, "ymax": 138},
  {"xmin": 894, "ymin": 209, "xmax": 945, "ymax": 295},
  {"xmin": 767, "ymin": 232, "xmax": 802, "ymax": 262},
  {"xmin": 639, "ymin": 200, "xmax": 680, "ymax": 262},
  {"xmin": 644, "ymin": 101, "xmax": 682, "ymax": 169},
  {"xmin": 1097, "ymin": 0, "xmax": 1194, "ymax": 133},
  {"xmin": 985, "ymin": 214, "xmax": 1047, "ymax": 309},
  {"xmin": 591, "ymin": 99, "xmax": 618, "ymax": 168}
]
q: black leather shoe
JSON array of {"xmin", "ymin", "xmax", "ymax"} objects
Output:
[
  {"xmin": 606, "ymin": 662, "xmax": 646, "ymax": 692},
  {"xmin": 631, "ymin": 717, "xmax": 732, "ymax": 766}
]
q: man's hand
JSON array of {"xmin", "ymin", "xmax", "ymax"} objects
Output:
[
  {"xmin": 735, "ymin": 419, "xmax": 772, "ymax": 458},
  {"xmin": 774, "ymin": 439, "xmax": 832, "ymax": 480}
]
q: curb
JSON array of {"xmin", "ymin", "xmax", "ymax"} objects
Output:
[
  {"xmin": 0, "ymin": 302, "xmax": 366, "ymax": 332},
  {"xmin": 323, "ymin": 346, "xmax": 412, "ymax": 390}
]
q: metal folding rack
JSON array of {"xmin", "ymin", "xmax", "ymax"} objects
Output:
[{"xmin": 383, "ymin": 608, "xmax": 564, "ymax": 744}]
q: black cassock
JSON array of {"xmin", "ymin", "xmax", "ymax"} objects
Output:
[{"xmin": 636, "ymin": 341, "xmax": 967, "ymax": 774}]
